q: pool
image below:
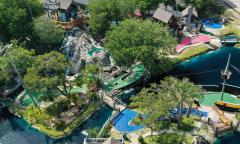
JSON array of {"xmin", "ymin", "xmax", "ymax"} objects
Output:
[
  {"xmin": 0, "ymin": 106, "xmax": 113, "ymax": 144},
  {"xmin": 203, "ymin": 18, "xmax": 223, "ymax": 29},
  {"xmin": 113, "ymin": 109, "xmax": 144, "ymax": 133},
  {"xmin": 87, "ymin": 47, "xmax": 104, "ymax": 57}
]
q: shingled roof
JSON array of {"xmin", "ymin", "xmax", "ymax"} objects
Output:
[
  {"xmin": 181, "ymin": 6, "xmax": 198, "ymax": 17},
  {"xmin": 153, "ymin": 8, "xmax": 173, "ymax": 23},
  {"xmin": 73, "ymin": 0, "xmax": 88, "ymax": 5},
  {"xmin": 58, "ymin": 0, "xmax": 72, "ymax": 10}
]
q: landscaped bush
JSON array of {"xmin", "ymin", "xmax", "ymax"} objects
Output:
[
  {"xmin": 24, "ymin": 101, "xmax": 99, "ymax": 139},
  {"xmin": 99, "ymin": 124, "xmax": 112, "ymax": 138},
  {"xmin": 138, "ymin": 135, "xmax": 146, "ymax": 144},
  {"xmin": 144, "ymin": 133, "xmax": 187, "ymax": 144},
  {"xmin": 181, "ymin": 116, "xmax": 195, "ymax": 131},
  {"xmin": 23, "ymin": 106, "xmax": 52, "ymax": 126},
  {"xmin": 55, "ymin": 120, "xmax": 65, "ymax": 130},
  {"xmin": 87, "ymin": 127, "xmax": 100, "ymax": 137},
  {"xmin": 46, "ymin": 98, "xmax": 70, "ymax": 116}
]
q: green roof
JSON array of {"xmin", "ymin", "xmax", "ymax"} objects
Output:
[
  {"xmin": 103, "ymin": 64, "xmax": 145, "ymax": 91},
  {"xmin": 201, "ymin": 92, "xmax": 240, "ymax": 106}
]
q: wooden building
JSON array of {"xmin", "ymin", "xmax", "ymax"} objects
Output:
[{"xmin": 42, "ymin": 0, "xmax": 87, "ymax": 29}]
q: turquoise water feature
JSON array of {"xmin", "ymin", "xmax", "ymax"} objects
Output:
[
  {"xmin": 2, "ymin": 47, "xmax": 240, "ymax": 144},
  {"xmin": 113, "ymin": 109, "xmax": 145, "ymax": 133},
  {"xmin": 87, "ymin": 47, "xmax": 104, "ymax": 57},
  {"xmin": 170, "ymin": 47, "xmax": 240, "ymax": 94},
  {"xmin": 0, "ymin": 106, "xmax": 113, "ymax": 144},
  {"xmin": 169, "ymin": 46, "xmax": 240, "ymax": 143}
]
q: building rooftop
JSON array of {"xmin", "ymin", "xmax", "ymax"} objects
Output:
[
  {"xmin": 181, "ymin": 6, "xmax": 198, "ymax": 17},
  {"xmin": 153, "ymin": 8, "xmax": 173, "ymax": 23}
]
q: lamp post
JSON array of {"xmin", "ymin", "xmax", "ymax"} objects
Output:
[{"xmin": 220, "ymin": 53, "xmax": 232, "ymax": 101}]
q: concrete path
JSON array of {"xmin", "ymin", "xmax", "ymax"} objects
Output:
[{"xmin": 223, "ymin": 0, "xmax": 240, "ymax": 19}]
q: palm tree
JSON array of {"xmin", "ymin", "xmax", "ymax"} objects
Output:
[
  {"xmin": 75, "ymin": 64, "xmax": 100, "ymax": 101},
  {"xmin": 161, "ymin": 77, "xmax": 203, "ymax": 128},
  {"xmin": 186, "ymin": 84, "xmax": 204, "ymax": 117}
]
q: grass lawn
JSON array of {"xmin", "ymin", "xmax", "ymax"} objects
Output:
[
  {"xmin": 220, "ymin": 23, "xmax": 240, "ymax": 36},
  {"xmin": 176, "ymin": 44, "xmax": 209, "ymax": 60}
]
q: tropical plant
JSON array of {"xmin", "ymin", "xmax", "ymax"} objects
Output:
[
  {"xmin": 160, "ymin": 77, "xmax": 203, "ymax": 128},
  {"xmin": 75, "ymin": 64, "xmax": 100, "ymax": 100},
  {"xmin": 131, "ymin": 83, "xmax": 172, "ymax": 136}
]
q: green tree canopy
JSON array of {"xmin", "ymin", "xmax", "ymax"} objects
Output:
[
  {"xmin": 134, "ymin": 0, "xmax": 163, "ymax": 12},
  {"xmin": 160, "ymin": 76, "xmax": 204, "ymax": 128},
  {"xmin": 0, "ymin": 45, "xmax": 35, "ymax": 92},
  {"xmin": 88, "ymin": 0, "xmax": 136, "ymax": 37},
  {"xmin": 131, "ymin": 83, "xmax": 172, "ymax": 134},
  {"xmin": 75, "ymin": 64, "xmax": 100, "ymax": 100},
  {"xmin": 33, "ymin": 16, "xmax": 65, "ymax": 53},
  {"xmin": 104, "ymin": 19, "xmax": 176, "ymax": 75},
  {"xmin": 131, "ymin": 77, "xmax": 204, "ymax": 130},
  {"xmin": 24, "ymin": 51, "xmax": 69, "ymax": 100},
  {"xmin": 184, "ymin": 0, "xmax": 225, "ymax": 17},
  {"xmin": 0, "ymin": 0, "xmax": 43, "ymax": 42}
]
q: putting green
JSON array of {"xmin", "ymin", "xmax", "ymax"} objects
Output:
[{"xmin": 201, "ymin": 92, "xmax": 240, "ymax": 107}]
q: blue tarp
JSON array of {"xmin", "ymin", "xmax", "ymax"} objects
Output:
[
  {"xmin": 171, "ymin": 108, "xmax": 208, "ymax": 117},
  {"xmin": 203, "ymin": 18, "xmax": 223, "ymax": 29}
]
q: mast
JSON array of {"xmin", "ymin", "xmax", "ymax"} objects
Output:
[{"xmin": 220, "ymin": 53, "xmax": 232, "ymax": 101}]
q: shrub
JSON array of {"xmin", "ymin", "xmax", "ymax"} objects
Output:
[
  {"xmin": 55, "ymin": 120, "xmax": 65, "ymax": 130},
  {"xmin": 23, "ymin": 106, "xmax": 52, "ymax": 126},
  {"xmin": 138, "ymin": 136, "xmax": 145, "ymax": 144},
  {"xmin": 147, "ymin": 133, "xmax": 187, "ymax": 144},
  {"xmin": 87, "ymin": 127, "xmax": 100, "ymax": 137},
  {"xmin": 99, "ymin": 124, "xmax": 112, "ymax": 138},
  {"xmin": 46, "ymin": 98, "xmax": 70, "ymax": 116},
  {"xmin": 181, "ymin": 117, "xmax": 195, "ymax": 131}
]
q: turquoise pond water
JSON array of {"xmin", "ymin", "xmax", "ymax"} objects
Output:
[
  {"xmin": 171, "ymin": 47, "xmax": 240, "ymax": 94},
  {"xmin": 0, "ymin": 106, "xmax": 113, "ymax": 144},
  {"xmin": 170, "ymin": 46, "xmax": 240, "ymax": 143},
  {"xmin": 1, "ymin": 47, "xmax": 240, "ymax": 143}
]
